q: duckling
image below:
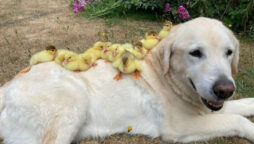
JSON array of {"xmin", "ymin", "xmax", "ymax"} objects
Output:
[
  {"xmin": 55, "ymin": 49, "xmax": 77, "ymax": 65},
  {"xmin": 126, "ymin": 42, "xmax": 147, "ymax": 59},
  {"xmin": 79, "ymin": 53, "xmax": 95, "ymax": 67},
  {"xmin": 121, "ymin": 43, "xmax": 133, "ymax": 51},
  {"xmin": 102, "ymin": 43, "xmax": 125, "ymax": 62},
  {"xmin": 159, "ymin": 21, "xmax": 172, "ymax": 39},
  {"xmin": 81, "ymin": 41, "xmax": 108, "ymax": 65},
  {"xmin": 29, "ymin": 45, "xmax": 57, "ymax": 65},
  {"xmin": 78, "ymin": 55, "xmax": 92, "ymax": 71},
  {"xmin": 112, "ymin": 51, "xmax": 142, "ymax": 81},
  {"xmin": 101, "ymin": 43, "xmax": 119, "ymax": 60},
  {"xmin": 140, "ymin": 31, "xmax": 160, "ymax": 50},
  {"xmin": 62, "ymin": 55, "xmax": 91, "ymax": 72},
  {"xmin": 62, "ymin": 55, "xmax": 79, "ymax": 71}
]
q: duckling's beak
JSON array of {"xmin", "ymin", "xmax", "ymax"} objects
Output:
[
  {"xmin": 141, "ymin": 49, "xmax": 145, "ymax": 54},
  {"xmin": 123, "ymin": 66, "xmax": 127, "ymax": 72},
  {"xmin": 156, "ymin": 36, "xmax": 161, "ymax": 40},
  {"xmin": 112, "ymin": 51, "xmax": 117, "ymax": 57},
  {"xmin": 103, "ymin": 49, "xmax": 107, "ymax": 54},
  {"xmin": 63, "ymin": 60, "xmax": 69, "ymax": 65}
]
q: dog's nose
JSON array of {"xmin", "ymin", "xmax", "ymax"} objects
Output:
[{"xmin": 213, "ymin": 78, "xmax": 235, "ymax": 99}]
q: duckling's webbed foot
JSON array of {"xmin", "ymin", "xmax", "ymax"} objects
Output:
[
  {"xmin": 92, "ymin": 63, "xmax": 98, "ymax": 67},
  {"xmin": 20, "ymin": 66, "xmax": 32, "ymax": 74},
  {"xmin": 104, "ymin": 60, "xmax": 111, "ymax": 63},
  {"xmin": 132, "ymin": 70, "xmax": 142, "ymax": 79},
  {"xmin": 114, "ymin": 72, "xmax": 122, "ymax": 81}
]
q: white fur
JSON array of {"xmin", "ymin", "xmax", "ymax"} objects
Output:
[{"xmin": 1, "ymin": 17, "xmax": 254, "ymax": 144}]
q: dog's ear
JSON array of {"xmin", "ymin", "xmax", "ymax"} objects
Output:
[
  {"xmin": 231, "ymin": 36, "xmax": 239, "ymax": 75},
  {"xmin": 154, "ymin": 25, "xmax": 180, "ymax": 75},
  {"xmin": 157, "ymin": 37, "xmax": 174, "ymax": 75}
]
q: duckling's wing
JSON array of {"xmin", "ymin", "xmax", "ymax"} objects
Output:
[
  {"xmin": 55, "ymin": 54, "xmax": 65, "ymax": 64},
  {"xmin": 112, "ymin": 58, "xmax": 122, "ymax": 68},
  {"xmin": 40, "ymin": 51, "xmax": 55, "ymax": 61},
  {"xmin": 63, "ymin": 61, "xmax": 79, "ymax": 71},
  {"xmin": 134, "ymin": 60, "xmax": 143, "ymax": 71},
  {"xmin": 29, "ymin": 54, "xmax": 39, "ymax": 65}
]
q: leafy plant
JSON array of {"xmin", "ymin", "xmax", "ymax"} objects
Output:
[{"xmin": 70, "ymin": 0, "xmax": 254, "ymax": 39}]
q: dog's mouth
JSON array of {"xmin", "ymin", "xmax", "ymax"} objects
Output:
[
  {"xmin": 189, "ymin": 78, "xmax": 224, "ymax": 111},
  {"xmin": 201, "ymin": 98, "xmax": 224, "ymax": 111}
]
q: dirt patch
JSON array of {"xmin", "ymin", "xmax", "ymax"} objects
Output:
[{"xmin": 0, "ymin": 0, "xmax": 254, "ymax": 144}]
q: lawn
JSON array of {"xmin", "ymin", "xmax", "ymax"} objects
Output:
[{"xmin": 0, "ymin": 0, "xmax": 253, "ymax": 143}]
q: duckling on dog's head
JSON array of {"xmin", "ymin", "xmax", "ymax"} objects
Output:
[
  {"xmin": 146, "ymin": 31, "xmax": 158, "ymax": 38},
  {"xmin": 45, "ymin": 45, "xmax": 57, "ymax": 55}
]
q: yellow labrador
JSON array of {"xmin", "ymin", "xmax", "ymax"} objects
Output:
[{"xmin": 1, "ymin": 17, "xmax": 254, "ymax": 144}]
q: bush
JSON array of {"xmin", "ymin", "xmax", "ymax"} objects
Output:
[{"xmin": 71, "ymin": 0, "xmax": 254, "ymax": 39}]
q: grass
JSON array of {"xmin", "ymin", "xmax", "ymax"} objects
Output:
[
  {"xmin": 236, "ymin": 68, "xmax": 254, "ymax": 97},
  {"xmin": 235, "ymin": 37, "xmax": 254, "ymax": 98},
  {"xmin": 75, "ymin": 0, "xmax": 164, "ymax": 23}
]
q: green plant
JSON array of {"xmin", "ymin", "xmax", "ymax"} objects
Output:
[
  {"xmin": 121, "ymin": 0, "xmax": 163, "ymax": 10},
  {"xmin": 71, "ymin": 0, "xmax": 254, "ymax": 39},
  {"xmin": 84, "ymin": 0, "xmax": 122, "ymax": 18}
]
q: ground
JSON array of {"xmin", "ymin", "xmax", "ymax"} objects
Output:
[{"xmin": 0, "ymin": 0, "xmax": 254, "ymax": 144}]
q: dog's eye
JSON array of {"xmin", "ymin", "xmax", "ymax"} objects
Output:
[
  {"xmin": 189, "ymin": 50, "xmax": 202, "ymax": 58},
  {"xmin": 226, "ymin": 49, "xmax": 233, "ymax": 56}
]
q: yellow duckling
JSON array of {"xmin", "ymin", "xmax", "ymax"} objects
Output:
[
  {"xmin": 81, "ymin": 41, "xmax": 107, "ymax": 65},
  {"xmin": 101, "ymin": 43, "xmax": 121, "ymax": 62},
  {"xmin": 126, "ymin": 42, "xmax": 147, "ymax": 59},
  {"xmin": 55, "ymin": 49, "xmax": 77, "ymax": 65},
  {"xmin": 140, "ymin": 31, "xmax": 160, "ymax": 50},
  {"xmin": 121, "ymin": 43, "xmax": 133, "ymax": 51},
  {"xmin": 158, "ymin": 21, "xmax": 172, "ymax": 39},
  {"xmin": 112, "ymin": 51, "xmax": 142, "ymax": 81},
  {"xmin": 29, "ymin": 45, "xmax": 57, "ymax": 65},
  {"xmin": 62, "ymin": 55, "xmax": 91, "ymax": 72}
]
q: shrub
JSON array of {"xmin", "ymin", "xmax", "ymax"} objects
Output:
[{"xmin": 70, "ymin": 0, "xmax": 254, "ymax": 39}]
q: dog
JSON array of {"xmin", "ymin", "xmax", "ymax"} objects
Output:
[{"xmin": 1, "ymin": 17, "xmax": 254, "ymax": 144}]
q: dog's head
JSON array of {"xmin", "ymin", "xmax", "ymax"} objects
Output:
[{"xmin": 155, "ymin": 17, "xmax": 239, "ymax": 111}]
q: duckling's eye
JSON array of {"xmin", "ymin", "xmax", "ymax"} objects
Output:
[
  {"xmin": 226, "ymin": 49, "xmax": 233, "ymax": 57},
  {"xmin": 189, "ymin": 49, "xmax": 202, "ymax": 58}
]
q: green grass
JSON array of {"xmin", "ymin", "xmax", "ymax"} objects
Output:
[
  {"xmin": 71, "ymin": 0, "xmax": 163, "ymax": 25},
  {"xmin": 235, "ymin": 37, "xmax": 254, "ymax": 98},
  {"xmin": 236, "ymin": 68, "xmax": 254, "ymax": 97}
]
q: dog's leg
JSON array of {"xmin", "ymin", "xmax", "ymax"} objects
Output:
[
  {"xmin": 224, "ymin": 98, "xmax": 254, "ymax": 116},
  {"xmin": 162, "ymin": 114, "xmax": 254, "ymax": 143},
  {"xmin": 42, "ymin": 110, "xmax": 86, "ymax": 144}
]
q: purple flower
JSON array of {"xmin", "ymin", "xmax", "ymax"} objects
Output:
[
  {"xmin": 183, "ymin": 11, "xmax": 190, "ymax": 19},
  {"xmin": 165, "ymin": 3, "xmax": 171, "ymax": 12},
  {"xmin": 186, "ymin": 1, "xmax": 190, "ymax": 5},
  {"xmin": 178, "ymin": 5, "xmax": 185, "ymax": 13},
  {"xmin": 78, "ymin": 4, "xmax": 84, "ymax": 10},
  {"xmin": 178, "ymin": 5, "xmax": 190, "ymax": 19},
  {"xmin": 73, "ymin": 3, "xmax": 79, "ymax": 8},
  {"xmin": 73, "ymin": 8, "xmax": 79, "ymax": 14}
]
